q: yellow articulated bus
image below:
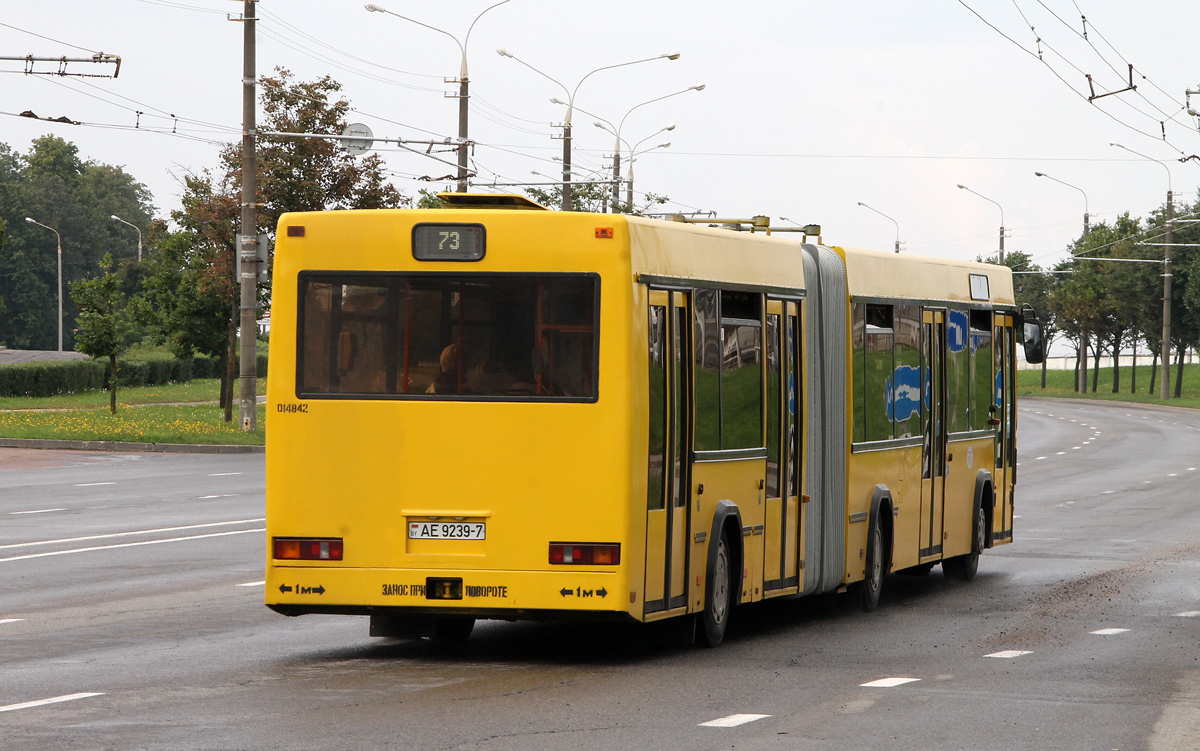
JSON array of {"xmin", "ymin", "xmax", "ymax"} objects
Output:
[{"xmin": 265, "ymin": 193, "xmax": 1044, "ymax": 646}]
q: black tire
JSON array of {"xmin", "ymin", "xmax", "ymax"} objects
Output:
[
  {"xmin": 859, "ymin": 513, "xmax": 885, "ymax": 612},
  {"xmin": 432, "ymin": 616, "xmax": 475, "ymax": 643},
  {"xmin": 700, "ymin": 531, "xmax": 733, "ymax": 647},
  {"xmin": 943, "ymin": 505, "xmax": 984, "ymax": 582}
]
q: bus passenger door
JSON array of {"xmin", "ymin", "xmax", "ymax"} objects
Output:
[
  {"xmin": 764, "ymin": 302, "xmax": 802, "ymax": 592},
  {"xmin": 921, "ymin": 310, "xmax": 947, "ymax": 560},
  {"xmin": 644, "ymin": 292, "xmax": 690, "ymax": 616},
  {"xmin": 994, "ymin": 315, "xmax": 1015, "ymax": 542}
]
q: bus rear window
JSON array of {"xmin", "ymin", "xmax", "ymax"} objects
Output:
[{"xmin": 297, "ymin": 273, "xmax": 598, "ymax": 401}]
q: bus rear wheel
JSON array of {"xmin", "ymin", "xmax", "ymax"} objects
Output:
[
  {"xmin": 700, "ymin": 531, "xmax": 733, "ymax": 647},
  {"xmin": 944, "ymin": 505, "xmax": 984, "ymax": 582},
  {"xmin": 859, "ymin": 514, "xmax": 885, "ymax": 612}
]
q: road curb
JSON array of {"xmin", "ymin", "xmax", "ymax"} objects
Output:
[{"xmin": 0, "ymin": 438, "xmax": 264, "ymax": 454}]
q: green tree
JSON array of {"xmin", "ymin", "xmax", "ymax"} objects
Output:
[
  {"xmin": 525, "ymin": 180, "xmax": 669, "ymax": 215},
  {"xmin": 0, "ymin": 135, "xmax": 152, "ymax": 350},
  {"xmin": 71, "ymin": 253, "xmax": 134, "ymax": 414}
]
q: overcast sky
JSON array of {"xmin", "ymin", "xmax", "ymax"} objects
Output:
[{"xmin": 5, "ymin": 1, "xmax": 1199, "ymax": 269}]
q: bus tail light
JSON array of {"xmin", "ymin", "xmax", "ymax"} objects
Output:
[
  {"xmin": 274, "ymin": 538, "xmax": 343, "ymax": 561},
  {"xmin": 549, "ymin": 543, "xmax": 620, "ymax": 565}
]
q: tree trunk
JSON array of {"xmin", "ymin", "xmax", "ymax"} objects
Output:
[
  {"xmin": 1110, "ymin": 335, "xmax": 1121, "ymax": 393},
  {"xmin": 1131, "ymin": 345, "xmax": 1137, "ymax": 394},
  {"xmin": 1041, "ymin": 356, "xmax": 1048, "ymax": 389},
  {"xmin": 109, "ymin": 354, "xmax": 118, "ymax": 415},
  {"xmin": 1174, "ymin": 344, "xmax": 1185, "ymax": 399},
  {"xmin": 1148, "ymin": 351, "xmax": 1158, "ymax": 395},
  {"xmin": 1078, "ymin": 334, "xmax": 1088, "ymax": 394},
  {"xmin": 1091, "ymin": 342, "xmax": 1100, "ymax": 393},
  {"xmin": 225, "ymin": 298, "xmax": 237, "ymax": 423}
]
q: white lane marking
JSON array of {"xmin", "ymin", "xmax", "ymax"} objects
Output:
[
  {"xmin": 1174, "ymin": 611, "xmax": 1200, "ymax": 618},
  {"xmin": 986, "ymin": 650, "xmax": 1032, "ymax": 658},
  {"xmin": 1189, "ymin": 468, "xmax": 1197, "ymax": 472},
  {"xmin": 1169, "ymin": 473, "xmax": 1179, "ymax": 477},
  {"xmin": 75, "ymin": 482, "xmax": 115, "ymax": 487},
  {"xmin": 237, "ymin": 581, "xmax": 266, "ymax": 587},
  {"xmin": 1072, "ymin": 447, "xmax": 1080, "ymax": 450},
  {"xmin": 0, "ymin": 693, "xmax": 104, "ymax": 714},
  {"xmin": 1103, "ymin": 491, "xmax": 1116, "ymax": 494},
  {"xmin": 1036, "ymin": 456, "xmax": 1047, "ymax": 461},
  {"xmin": 208, "ymin": 472, "xmax": 243, "ymax": 476},
  {"xmin": 0, "ymin": 618, "xmax": 25, "ymax": 625},
  {"xmin": 199, "ymin": 494, "xmax": 239, "ymax": 499},
  {"xmin": 9, "ymin": 508, "xmax": 65, "ymax": 515},
  {"xmin": 0, "ymin": 518, "xmax": 265, "ymax": 551},
  {"xmin": 699, "ymin": 714, "xmax": 771, "ymax": 728},
  {"xmin": 861, "ymin": 677, "xmax": 920, "ymax": 688},
  {"xmin": 1091, "ymin": 628, "xmax": 1130, "ymax": 636},
  {"xmin": 0, "ymin": 529, "xmax": 264, "ymax": 563},
  {"xmin": 1056, "ymin": 451, "xmax": 1067, "ymax": 455}
]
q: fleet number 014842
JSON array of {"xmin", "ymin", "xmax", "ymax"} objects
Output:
[{"xmin": 408, "ymin": 522, "xmax": 485, "ymax": 540}]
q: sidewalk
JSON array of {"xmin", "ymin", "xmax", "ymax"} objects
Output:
[{"xmin": 0, "ymin": 438, "xmax": 263, "ymax": 454}]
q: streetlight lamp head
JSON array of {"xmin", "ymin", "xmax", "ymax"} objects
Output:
[
  {"xmin": 25, "ymin": 217, "xmax": 35, "ymax": 223},
  {"xmin": 496, "ymin": 48, "xmax": 513, "ymax": 58},
  {"xmin": 110, "ymin": 214, "xmax": 120, "ymax": 220},
  {"xmin": 856, "ymin": 202, "xmax": 865, "ymax": 207},
  {"xmin": 364, "ymin": 3, "xmax": 384, "ymax": 12},
  {"xmin": 658, "ymin": 142, "xmax": 671, "ymax": 148},
  {"xmin": 549, "ymin": 97, "xmax": 566, "ymax": 105},
  {"xmin": 663, "ymin": 123, "xmax": 676, "ymax": 131},
  {"xmin": 956, "ymin": 184, "xmax": 966, "ymax": 189},
  {"xmin": 691, "ymin": 83, "xmax": 706, "ymax": 91},
  {"xmin": 663, "ymin": 52, "xmax": 681, "ymax": 60},
  {"xmin": 1034, "ymin": 171, "xmax": 1045, "ymax": 177}
]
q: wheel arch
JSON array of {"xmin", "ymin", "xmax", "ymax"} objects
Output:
[
  {"xmin": 973, "ymin": 470, "xmax": 994, "ymax": 550},
  {"xmin": 707, "ymin": 499, "xmax": 744, "ymax": 604},
  {"xmin": 868, "ymin": 484, "xmax": 895, "ymax": 573}
]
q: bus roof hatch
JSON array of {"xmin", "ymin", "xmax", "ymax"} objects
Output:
[{"xmin": 437, "ymin": 193, "xmax": 549, "ymax": 211}]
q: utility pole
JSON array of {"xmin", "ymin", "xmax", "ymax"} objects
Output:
[
  {"xmin": 1161, "ymin": 189, "xmax": 1173, "ymax": 401},
  {"xmin": 238, "ymin": 0, "xmax": 258, "ymax": 432},
  {"xmin": 561, "ymin": 122, "xmax": 573, "ymax": 211}
]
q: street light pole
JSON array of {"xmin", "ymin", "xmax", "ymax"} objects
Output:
[
  {"xmin": 1111, "ymin": 142, "xmax": 1173, "ymax": 400},
  {"xmin": 497, "ymin": 49, "xmax": 679, "ymax": 211},
  {"xmin": 365, "ymin": 1, "xmax": 511, "ymax": 193},
  {"xmin": 625, "ymin": 140, "xmax": 670, "ymax": 209},
  {"xmin": 856, "ymin": 202, "xmax": 901, "ymax": 253},
  {"xmin": 24, "ymin": 217, "xmax": 63, "ymax": 352},
  {"xmin": 110, "ymin": 214, "xmax": 143, "ymax": 261},
  {"xmin": 604, "ymin": 84, "xmax": 703, "ymax": 212},
  {"xmin": 1033, "ymin": 171, "xmax": 1089, "ymax": 238},
  {"xmin": 956, "ymin": 184, "xmax": 1005, "ymax": 263}
]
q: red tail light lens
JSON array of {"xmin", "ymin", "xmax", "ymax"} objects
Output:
[
  {"xmin": 273, "ymin": 538, "xmax": 343, "ymax": 561},
  {"xmin": 549, "ymin": 543, "xmax": 620, "ymax": 565}
]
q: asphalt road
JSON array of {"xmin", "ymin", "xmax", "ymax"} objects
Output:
[{"xmin": 1, "ymin": 398, "xmax": 1198, "ymax": 750}]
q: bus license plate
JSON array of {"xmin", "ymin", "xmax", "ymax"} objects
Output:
[{"xmin": 408, "ymin": 521, "xmax": 486, "ymax": 540}]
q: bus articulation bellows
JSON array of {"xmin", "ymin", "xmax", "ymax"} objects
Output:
[{"xmin": 265, "ymin": 193, "xmax": 1045, "ymax": 646}]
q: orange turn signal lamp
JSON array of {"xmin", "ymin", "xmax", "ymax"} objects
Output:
[
  {"xmin": 549, "ymin": 543, "xmax": 620, "ymax": 565},
  {"xmin": 274, "ymin": 537, "xmax": 343, "ymax": 561}
]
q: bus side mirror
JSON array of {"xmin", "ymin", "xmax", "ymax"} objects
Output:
[{"xmin": 1020, "ymin": 305, "xmax": 1045, "ymax": 364}]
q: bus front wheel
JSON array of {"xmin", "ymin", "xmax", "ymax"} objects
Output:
[{"xmin": 700, "ymin": 531, "xmax": 733, "ymax": 647}]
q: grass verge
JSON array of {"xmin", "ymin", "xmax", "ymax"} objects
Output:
[
  {"xmin": 0, "ymin": 403, "xmax": 267, "ymax": 445},
  {"xmin": 1019, "ymin": 363, "xmax": 1200, "ymax": 409},
  {"xmin": 0, "ymin": 379, "xmax": 264, "ymax": 410}
]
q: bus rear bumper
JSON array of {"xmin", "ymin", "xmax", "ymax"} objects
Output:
[{"xmin": 265, "ymin": 565, "xmax": 633, "ymax": 620}]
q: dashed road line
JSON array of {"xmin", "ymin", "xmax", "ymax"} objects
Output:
[
  {"xmin": 860, "ymin": 677, "xmax": 920, "ymax": 688},
  {"xmin": 0, "ymin": 693, "xmax": 104, "ymax": 714},
  {"xmin": 1174, "ymin": 611, "xmax": 1200, "ymax": 618},
  {"xmin": 74, "ymin": 482, "xmax": 115, "ymax": 487},
  {"xmin": 0, "ymin": 519, "xmax": 265, "ymax": 551},
  {"xmin": 1091, "ymin": 628, "xmax": 1130, "ymax": 636},
  {"xmin": 986, "ymin": 650, "xmax": 1033, "ymax": 658},
  {"xmin": 0, "ymin": 529, "xmax": 265, "ymax": 563},
  {"xmin": 199, "ymin": 494, "xmax": 239, "ymax": 500},
  {"xmin": 237, "ymin": 581, "xmax": 265, "ymax": 587},
  {"xmin": 208, "ymin": 472, "xmax": 243, "ymax": 476},
  {"xmin": 9, "ymin": 508, "xmax": 65, "ymax": 515},
  {"xmin": 699, "ymin": 714, "xmax": 771, "ymax": 728},
  {"xmin": 0, "ymin": 618, "xmax": 25, "ymax": 625}
]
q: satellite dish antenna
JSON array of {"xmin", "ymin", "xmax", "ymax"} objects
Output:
[{"xmin": 342, "ymin": 123, "xmax": 374, "ymax": 155}]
